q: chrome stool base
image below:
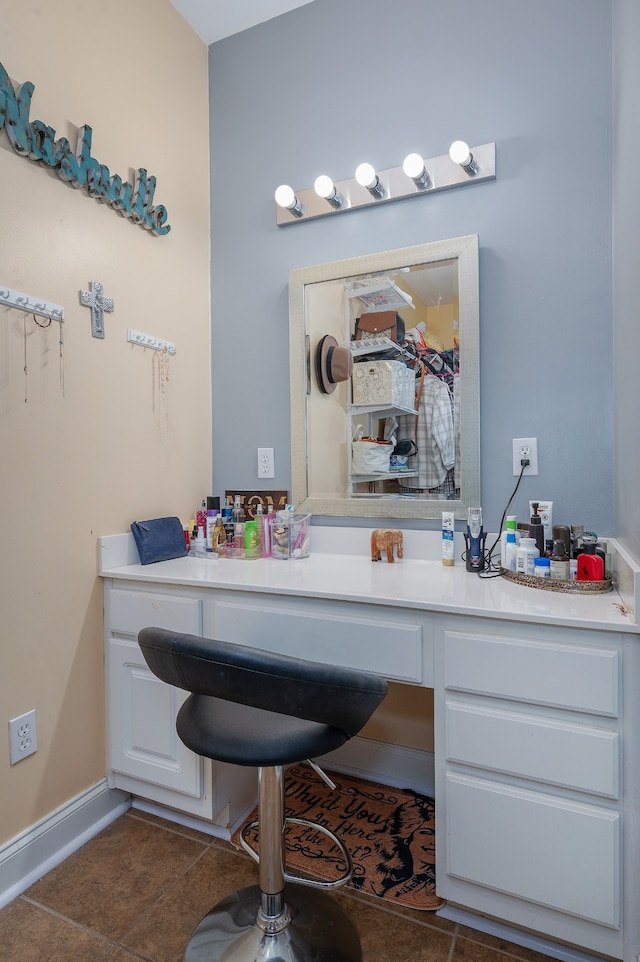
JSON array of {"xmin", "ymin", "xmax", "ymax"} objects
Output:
[{"xmin": 184, "ymin": 883, "xmax": 362, "ymax": 962}]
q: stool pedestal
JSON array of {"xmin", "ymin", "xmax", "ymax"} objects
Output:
[
  {"xmin": 184, "ymin": 882, "xmax": 362, "ymax": 962},
  {"xmin": 184, "ymin": 766, "xmax": 362, "ymax": 961}
]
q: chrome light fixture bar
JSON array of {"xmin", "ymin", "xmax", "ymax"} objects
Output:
[{"xmin": 275, "ymin": 141, "xmax": 496, "ymax": 226}]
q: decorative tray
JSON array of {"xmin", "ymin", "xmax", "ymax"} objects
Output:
[{"xmin": 500, "ymin": 568, "xmax": 613, "ymax": 594}]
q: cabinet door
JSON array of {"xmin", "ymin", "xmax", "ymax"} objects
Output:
[
  {"xmin": 108, "ymin": 636, "xmax": 207, "ymax": 803},
  {"xmin": 444, "ymin": 772, "xmax": 620, "ymax": 929}
]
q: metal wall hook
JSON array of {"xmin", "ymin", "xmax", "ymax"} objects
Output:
[
  {"xmin": 0, "ymin": 284, "xmax": 65, "ymax": 321},
  {"xmin": 127, "ymin": 328, "xmax": 176, "ymax": 355}
]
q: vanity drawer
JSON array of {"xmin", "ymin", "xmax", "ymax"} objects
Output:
[
  {"xmin": 445, "ymin": 772, "xmax": 620, "ymax": 928},
  {"xmin": 445, "ymin": 700, "xmax": 619, "ymax": 797},
  {"xmin": 443, "ymin": 629, "xmax": 619, "ymax": 716},
  {"xmin": 207, "ymin": 595, "xmax": 430, "ymax": 685},
  {"xmin": 108, "ymin": 587, "xmax": 202, "ymax": 636}
]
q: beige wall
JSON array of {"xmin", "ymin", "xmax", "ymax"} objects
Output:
[{"xmin": 0, "ymin": 1, "xmax": 211, "ymax": 843}]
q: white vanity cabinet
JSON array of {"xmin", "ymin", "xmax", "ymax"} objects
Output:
[
  {"xmin": 104, "ymin": 581, "xmax": 256, "ymax": 824},
  {"xmin": 434, "ymin": 617, "xmax": 625, "ymax": 958},
  {"xmin": 100, "ymin": 538, "xmax": 640, "ymax": 962}
]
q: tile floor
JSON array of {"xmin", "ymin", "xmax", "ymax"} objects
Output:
[{"xmin": 0, "ymin": 807, "xmax": 562, "ymax": 962}]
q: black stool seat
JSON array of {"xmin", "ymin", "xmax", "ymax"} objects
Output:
[
  {"xmin": 178, "ymin": 697, "xmax": 352, "ymax": 766},
  {"xmin": 138, "ymin": 626, "xmax": 388, "ymax": 962},
  {"xmin": 138, "ymin": 627, "xmax": 388, "ymax": 766}
]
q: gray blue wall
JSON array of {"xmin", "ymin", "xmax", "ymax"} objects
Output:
[
  {"xmin": 613, "ymin": 0, "xmax": 640, "ymax": 560},
  {"xmin": 209, "ymin": 0, "xmax": 613, "ymax": 536}
]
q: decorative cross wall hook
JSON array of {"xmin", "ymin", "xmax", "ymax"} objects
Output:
[{"xmin": 80, "ymin": 280, "xmax": 114, "ymax": 339}]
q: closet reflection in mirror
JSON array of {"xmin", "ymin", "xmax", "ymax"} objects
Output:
[{"xmin": 289, "ymin": 235, "xmax": 480, "ymax": 520}]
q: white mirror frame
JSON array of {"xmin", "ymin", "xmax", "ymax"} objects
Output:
[{"xmin": 289, "ymin": 235, "xmax": 480, "ymax": 520}]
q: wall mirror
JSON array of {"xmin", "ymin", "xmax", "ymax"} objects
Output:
[{"xmin": 289, "ymin": 235, "xmax": 480, "ymax": 520}]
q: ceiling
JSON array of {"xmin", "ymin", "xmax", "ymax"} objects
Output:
[{"xmin": 168, "ymin": 0, "xmax": 315, "ymax": 44}]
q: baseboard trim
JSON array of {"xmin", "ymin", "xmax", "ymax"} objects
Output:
[
  {"xmin": 0, "ymin": 779, "xmax": 130, "ymax": 910},
  {"xmin": 319, "ymin": 735, "xmax": 435, "ymax": 797},
  {"xmin": 132, "ymin": 737, "xmax": 435, "ymax": 842},
  {"xmin": 438, "ymin": 905, "xmax": 610, "ymax": 962}
]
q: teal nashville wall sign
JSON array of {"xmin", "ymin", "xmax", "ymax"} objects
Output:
[{"xmin": 0, "ymin": 61, "xmax": 170, "ymax": 236}]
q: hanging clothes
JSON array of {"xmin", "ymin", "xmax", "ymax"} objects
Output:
[{"xmin": 397, "ymin": 374, "xmax": 455, "ymax": 490}]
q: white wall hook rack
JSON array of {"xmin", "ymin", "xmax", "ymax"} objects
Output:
[
  {"xmin": 127, "ymin": 328, "xmax": 176, "ymax": 355},
  {"xmin": 0, "ymin": 284, "xmax": 65, "ymax": 321}
]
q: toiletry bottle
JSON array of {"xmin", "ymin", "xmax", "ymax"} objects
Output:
[
  {"xmin": 233, "ymin": 495, "xmax": 245, "ymax": 559},
  {"xmin": 244, "ymin": 520, "xmax": 258, "ymax": 560},
  {"xmin": 193, "ymin": 526, "xmax": 207, "ymax": 559},
  {"xmin": 530, "ymin": 500, "xmax": 553, "ymax": 547},
  {"xmin": 534, "ymin": 557, "xmax": 551, "ymax": 578},
  {"xmin": 263, "ymin": 504, "xmax": 275, "ymax": 558},
  {"xmin": 504, "ymin": 531, "xmax": 517, "ymax": 571},
  {"xmin": 196, "ymin": 499, "xmax": 207, "ymax": 537},
  {"xmin": 222, "ymin": 505, "xmax": 234, "ymax": 558},
  {"xmin": 596, "ymin": 541, "xmax": 607, "ymax": 578},
  {"xmin": 255, "ymin": 503, "xmax": 264, "ymax": 558},
  {"xmin": 576, "ymin": 541, "xmax": 604, "ymax": 581},
  {"xmin": 516, "ymin": 537, "xmax": 539, "ymax": 576},
  {"xmin": 552, "ymin": 525, "xmax": 571, "ymax": 561},
  {"xmin": 529, "ymin": 503, "xmax": 545, "ymax": 557},
  {"xmin": 500, "ymin": 516, "xmax": 518, "ymax": 568},
  {"xmin": 211, "ymin": 513, "xmax": 224, "ymax": 556},
  {"xmin": 550, "ymin": 539, "xmax": 570, "ymax": 580},
  {"xmin": 206, "ymin": 510, "xmax": 217, "ymax": 554},
  {"xmin": 442, "ymin": 511, "xmax": 455, "ymax": 566}
]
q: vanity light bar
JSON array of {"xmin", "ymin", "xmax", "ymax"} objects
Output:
[{"xmin": 275, "ymin": 142, "xmax": 496, "ymax": 226}]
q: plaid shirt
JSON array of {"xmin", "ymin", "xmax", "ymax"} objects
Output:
[{"xmin": 398, "ymin": 376, "xmax": 455, "ymax": 489}]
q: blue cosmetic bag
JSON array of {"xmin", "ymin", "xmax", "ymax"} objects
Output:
[{"xmin": 130, "ymin": 516, "xmax": 187, "ymax": 564}]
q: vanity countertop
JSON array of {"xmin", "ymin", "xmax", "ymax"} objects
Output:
[{"xmin": 99, "ymin": 531, "xmax": 638, "ymax": 634}]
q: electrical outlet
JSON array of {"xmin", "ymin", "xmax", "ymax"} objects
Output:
[
  {"xmin": 257, "ymin": 447, "xmax": 275, "ymax": 479},
  {"xmin": 9, "ymin": 709, "xmax": 37, "ymax": 764},
  {"xmin": 512, "ymin": 437, "xmax": 538, "ymax": 476}
]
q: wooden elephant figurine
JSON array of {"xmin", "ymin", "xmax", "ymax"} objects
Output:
[{"xmin": 371, "ymin": 528, "xmax": 403, "ymax": 563}]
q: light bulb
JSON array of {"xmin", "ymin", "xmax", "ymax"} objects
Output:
[
  {"xmin": 355, "ymin": 163, "xmax": 376, "ymax": 189},
  {"xmin": 314, "ymin": 175, "xmax": 335, "ymax": 198},
  {"xmin": 275, "ymin": 184, "xmax": 303, "ymax": 217},
  {"xmin": 355, "ymin": 162, "xmax": 384, "ymax": 198},
  {"xmin": 274, "ymin": 184, "xmax": 303, "ymax": 216},
  {"xmin": 449, "ymin": 140, "xmax": 478, "ymax": 174},
  {"xmin": 402, "ymin": 153, "xmax": 430, "ymax": 189},
  {"xmin": 314, "ymin": 174, "xmax": 344, "ymax": 208}
]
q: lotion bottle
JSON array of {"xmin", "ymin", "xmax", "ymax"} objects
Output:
[
  {"xmin": 500, "ymin": 516, "xmax": 519, "ymax": 567},
  {"xmin": 529, "ymin": 503, "xmax": 545, "ymax": 557},
  {"xmin": 442, "ymin": 511, "xmax": 455, "ymax": 566},
  {"xmin": 504, "ymin": 531, "xmax": 517, "ymax": 571}
]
